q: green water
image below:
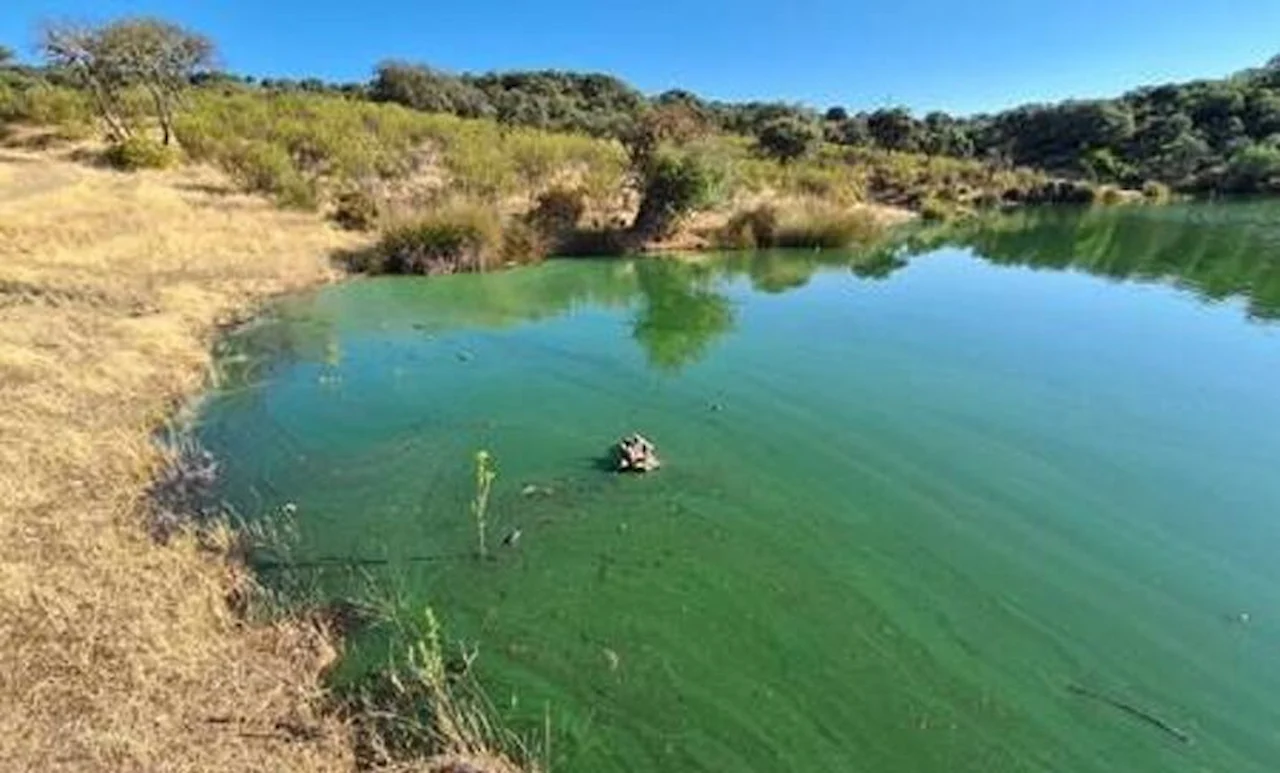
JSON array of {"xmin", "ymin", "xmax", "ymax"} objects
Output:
[{"xmin": 199, "ymin": 202, "xmax": 1280, "ymax": 772}]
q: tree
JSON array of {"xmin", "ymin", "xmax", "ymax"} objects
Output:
[
  {"xmin": 1225, "ymin": 143, "xmax": 1280, "ymax": 192},
  {"xmin": 866, "ymin": 107, "xmax": 920, "ymax": 151},
  {"xmin": 41, "ymin": 18, "xmax": 214, "ymax": 145},
  {"xmin": 755, "ymin": 116, "xmax": 819, "ymax": 163},
  {"xmin": 0, "ymin": 45, "xmax": 14, "ymax": 67},
  {"xmin": 829, "ymin": 116, "xmax": 871, "ymax": 146},
  {"xmin": 824, "ymin": 106, "xmax": 848, "ymax": 122}
]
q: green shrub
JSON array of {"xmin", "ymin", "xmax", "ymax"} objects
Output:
[
  {"xmin": 755, "ymin": 116, "xmax": 820, "ymax": 163},
  {"xmin": 499, "ymin": 219, "xmax": 552, "ymax": 265},
  {"xmin": 1225, "ymin": 144, "xmax": 1280, "ymax": 192},
  {"xmin": 11, "ymin": 85, "xmax": 93, "ymax": 128},
  {"xmin": 631, "ymin": 147, "xmax": 727, "ymax": 239},
  {"xmin": 172, "ymin": 114, "xmax": 223, "ymax": 161},
  {"xmin": 220, "ymin": 140, "xmax": 294, "ymax": 193},
  {"xmin": 276, "ymin": 175, "xmax": 319, "ymax": 210},
  {"xmin": 718, "ymin": 205, "xmax": 779, "ymax": 249},
  {"xmin": 372, "ymin": 206, "xmax": 503, "ymax": 274},
  {"xmin": 102, "ymin": 136, "xmax": 178, "ymax": 170},
  {"xmin": 332, "ymin": 188, "xmax": 380, "ymax": 230}
]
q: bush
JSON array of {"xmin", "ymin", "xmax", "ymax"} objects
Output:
[
  {"xmin": 9, "ymin": 85, "xmax": 93, "ymax": 128},
  {"xmin": 718, "ymin": 205, "xmax": 779, "ymax": 249},
  {"xmin": 1225, "ymin": 144, "xmax": 1280, "ymax": 192},
  {"xmin": 220, "ymin": 140, "xmax": 294, "ymax": 193},
  {"xmin": 371, "ymin": 206, "xmax": 503, "ymax": 274},
  {"xmin": 499, "ymin": 219, "xmax": 552, "ymax": 264},
  {"xmin": 217, "ymin": 140, "xmax": 316, "ymax": 207},
  {"xmin": 276, "ymin": 175, "xmax": 319, "ymax": 210},
  {"xmin": 172, "ymin": 114, "xmax": 223, "ymax": 161},
  {"xmin": 102, "ymin": 136, "xmax": 178, "ymax": 170},
  {"xmin": 774, "ymin": 208, "xmax": 884, "ymax": 249},
  {"xmin": 755, "ymin": 117, "xmax": 820, "ymax": 163},
  {"xmin": 1141, "ymin": 180, "xmax": 1172, "ymax": 202},
  {"xmin": 333, "ymin": 188, "xmax": 380, "ymax": 230},
  {"xmin": 631, "ymin": 147, "xmax": 726, "ymax": 239}
]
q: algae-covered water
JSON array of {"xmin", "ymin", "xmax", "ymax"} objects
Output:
[{"xmin": 199, "ymin": 203, "xmax": 1280, "ymax": 772}]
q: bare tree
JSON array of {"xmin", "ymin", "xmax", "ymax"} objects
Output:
[{"xmin": 40, "ymin": 18, "xmax": 214, "ymax": 145}]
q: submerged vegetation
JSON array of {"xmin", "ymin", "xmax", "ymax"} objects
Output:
[{"xmin": 471, "ymin": 451, "xmax": 498, "ymax": 560}]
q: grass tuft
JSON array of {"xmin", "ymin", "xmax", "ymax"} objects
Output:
[{"xmin": 102, "ymin": 136, "xmax": 179, "ymax": 170}]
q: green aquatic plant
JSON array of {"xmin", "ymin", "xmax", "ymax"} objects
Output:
[
  {"xmin": 349, "ymin": 600, "xmax": 537, "ymax": 770},
  {"xmin": 470, "ymin": 450, "xmax": 497, "ymax": 559}
]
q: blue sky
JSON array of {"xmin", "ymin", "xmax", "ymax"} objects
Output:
[{"xmin": 4, "ymin": 1, "xmax": 1279, "ymax": 115}]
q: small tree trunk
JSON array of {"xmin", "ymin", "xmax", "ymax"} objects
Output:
[
  {"xmin": 92, "ymin": 87, "xmax": 130, "ymax": 142},
  {"xmin": 146, "ymin": 85, "xmax": 172, "ymax": 146}
]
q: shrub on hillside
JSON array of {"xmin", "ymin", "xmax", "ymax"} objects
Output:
[
  {"xmin": 218, "ymin": 140, "xmax": 317, "ymax": 208},
  {"xmin": 755, "ymin": 116, "xmax": 820, "ymax": 164},
  {"xmin": 499, "ymin": 219, "xmax": 552, "ymax": 265},
  {"xmin": 172, "ymin": 114, "xmax": 223, "ymax": 161},
  {"xmin": 631, "ymin": 147, "xmax": 726, "ymax": 239},
  {"xmin": 773, "ymin": 208, "xmax": 884, "ymax": 249},
  {"xmin": 332, "ymin": 188, "xmax": 380, "ymax": 231},
  {"xmin": 369, "ymin": 206, "xmax": 504, "ymax": 274},
  {"xmin": 103, "ymin": 136, "xmax": 178, "ymax": 170},
  {"xmin": 717, "ymin": 205, "xmax": 779, "ymax": 249},
  {"xmin": 5, "ymin": 85, "xmax": 93, "ymax": 129}
]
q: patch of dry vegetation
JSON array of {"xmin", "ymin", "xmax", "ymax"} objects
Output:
[{"xmin": 0, "ymin": 145, "xmax": 371, "ymax": 772}]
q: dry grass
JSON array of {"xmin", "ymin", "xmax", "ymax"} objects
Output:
[{"xmin": 0, "ymin": 144, "xmax": 369, "ymax": 772}]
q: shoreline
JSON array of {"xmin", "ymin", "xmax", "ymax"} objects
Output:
[
  {"xmin": 0, "ymin": 146, "xmax": 365, "ymax": 771},
  {"xmin": 0, "ymin": 140, "xmax": 921, "ymax": 771}
]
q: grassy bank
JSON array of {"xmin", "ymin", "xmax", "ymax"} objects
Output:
[
  {"xmin": 2, "ymin": 74, "xmax": 1072, "ymax": 275},
  {"xmin": 0, "ymin": 145, "xmax": 364, "ymax": 771}
]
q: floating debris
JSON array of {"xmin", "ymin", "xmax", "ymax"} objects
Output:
[
  {"xmin": 602, "ymin": 647, "xmax": 621, "ymax": 672},
  {"xmin": 501, "ymin": 528, "xmax": 522, "ymax": 547},
  {"xmin": 615, "ymin": 433, "xmax": 660, "ymax": 473},
  {"xmin": 520, "ymin": 483, "xmax": 554, "ymax": 497},
  {"xmin": 1066, "ymin": 683, "xmax": 1192, "ymax": 744}
]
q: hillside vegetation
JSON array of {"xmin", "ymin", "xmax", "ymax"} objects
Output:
[{"xmin": 1, "ymin": 17, "xmax": 1090, "ymax": 276}]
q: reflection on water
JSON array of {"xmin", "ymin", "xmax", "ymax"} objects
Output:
[
  {"xmin": 222, "ymin": 200, "xmax": 1280, "ymax": 389},
  {"xmin": 201, "ymin": 201, "xmax": 1280, "ymax": 773},
  {"xmin": 904, "ymin": 200, "xmax": 1280, "ymax": 320}
]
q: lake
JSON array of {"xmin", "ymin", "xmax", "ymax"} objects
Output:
[{"xmin": 198, "ymin": 202, "xmax": 1280, "ymax": 772}]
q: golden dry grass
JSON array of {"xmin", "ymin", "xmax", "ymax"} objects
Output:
[{"xmin": 0, "ymin": 145, "xmax": 369, "ymax": 772}]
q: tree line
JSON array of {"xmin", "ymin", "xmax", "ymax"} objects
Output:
[{"xmin": 7, "ymin": 18, "xmax": 1280, "ymax": 194}]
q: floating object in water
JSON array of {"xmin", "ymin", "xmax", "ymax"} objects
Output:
[
  {"xmin": 502, "ymin": 528, "xmax": 522, "ymax": 547},
  {"xmin": 1066, "ymin": 683, "xmax": 1191, "ymax": 744},
  {"xmin": 602, "ymin": 647, "xmax": 620, "ymax": 672},
  {"xmin": 615, "ymin": 433, "xmax": 660, "ymax": 473},
  {"xmin": 709, "ymin": 402, "xmax": 725, "ymax": 412},
  {"xmin": 520, "ymin": 483, "xmax": 554, "ymax": 497},
  {"xmin": 455, "ymin": 349, "xmax": 474, "ymax": 362}
]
